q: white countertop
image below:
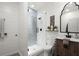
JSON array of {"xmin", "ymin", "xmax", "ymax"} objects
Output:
[{"xmin": 56, "ymin": 36, "xmax": 79, "ymax": 42}]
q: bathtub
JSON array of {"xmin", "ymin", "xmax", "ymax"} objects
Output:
[{"xmin": 28, "ymin": 44, "xmax": 44, "ymax": 56}]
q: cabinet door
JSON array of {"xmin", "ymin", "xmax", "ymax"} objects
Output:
[
  {"xmin": 77, "ymin": 42, "xmax": 79, "ymax": 55},
  {"xmin": 55, "ymin": 39, "xmax": 79, "ymax": 56},
  {"xmin": 74, "ymin": 42, "xmax": 78, "ymax": 56},
  {"xmin": 69, "ymin": 41, "xmax": 75, "ymax": 56},
  {"xmin": 56, "ymin": 39, "xmax": 66, "ymax": 56}
]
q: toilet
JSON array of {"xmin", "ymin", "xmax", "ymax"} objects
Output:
[
  {"xmin": 44, "ymin": 45, "xmax": 52, "ymax": 56},
  {"xmin": 43, "ymin": 31, "xmax": 58, "ymax": 56},
  {"xmin": 28, "ymin": 44, "xmax": 44, "ymax": 56}
]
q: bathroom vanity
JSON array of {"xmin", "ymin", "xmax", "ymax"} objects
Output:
[
  {"xmin": 56, "ymin": 2, "xmax": 79, "ymax": 56},
  {"xmin": 53, "ymin": 37, "xmax": 79, "ymax": 56}
]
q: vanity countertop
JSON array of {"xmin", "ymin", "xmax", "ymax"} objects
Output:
[{"xmin": 56, "ymin": 36, "xmax": 79, "ymax": 42}]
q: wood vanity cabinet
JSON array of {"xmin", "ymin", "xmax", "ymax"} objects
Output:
[{"xmin": 53, "ymin": 39, "xmax": 79, "ymax": 56}]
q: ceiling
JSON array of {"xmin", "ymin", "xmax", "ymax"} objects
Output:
[
  {"xmin": 28, "ymin": 2, "xmax": 62, "ymax": 11},
  {"xmin": 28, "ymin": 2, "xmax": 79, "ymax": 12}
]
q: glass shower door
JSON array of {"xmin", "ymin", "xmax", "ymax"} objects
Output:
[{"xmin": 28, "ymin": 8, "xmax": 37, "ymax": 46}]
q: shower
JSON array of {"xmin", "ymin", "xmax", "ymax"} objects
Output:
[{"xmin": 28, "ymin": 7, "xmax": 37, "ymax": 46}]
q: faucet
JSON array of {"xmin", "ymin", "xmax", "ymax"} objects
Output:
[{"xmin": 65, "ymin": 23, "xmax": 71, "ymax": 38}]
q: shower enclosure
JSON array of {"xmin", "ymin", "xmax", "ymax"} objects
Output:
[{"xmin": 28, "ymin": 7, "xmax": 37, "ymax": 46}]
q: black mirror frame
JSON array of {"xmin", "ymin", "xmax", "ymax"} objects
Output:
[{"xmin": 60, "ymin": 2, "xmax": 79, "ymax": 33}]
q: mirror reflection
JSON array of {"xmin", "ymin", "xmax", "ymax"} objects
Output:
[{"xmin": 60, "ymin": 2, "xmax": 79, "ymax": 33}]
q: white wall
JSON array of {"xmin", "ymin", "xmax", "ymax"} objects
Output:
[
  {"xmin": 36, "ymin": 2, "xmax": 67, "ymax": 47},
  {"xmin": 0, "ymin": 2, "xmax": 19, "ymax": 55},
  {"xmin": 18, "ymin": 2, "xmax": 28, "ymax": 56},
  {"xmin": 28, "ymin": 2, "xmax": 67, "ymax": 31},
  {"xmin": 37, "ymin": 11, "xmax": 46, "ymax": 47},
  {"xmin": 43, "ymin": 2, "xmax": 67, "ymax": 31},
  {"xmin": 0, "ymin": 2, "xmax": 29, "ymax": 56}
]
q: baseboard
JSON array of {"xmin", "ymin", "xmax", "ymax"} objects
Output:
[
  {"xmin": 2, "ymin": 50, "xmax": 18, "ymax": 56},
  {"xmin": 18, "ymin": 50, "xmax": 23, "ymax": 56}
]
